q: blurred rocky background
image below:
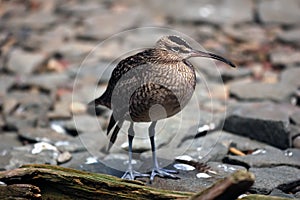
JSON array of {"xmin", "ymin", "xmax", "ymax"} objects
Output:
[{"xmin": 0, "ymin": 0, "xmax": 299, "ymax": 199}]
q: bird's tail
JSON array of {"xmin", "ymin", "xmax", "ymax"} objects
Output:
[
  {"xmin": 106, "ymin": 113, "xmax": 124, "ymax": 152},
  {"xmin": 88, "ymin": 95, "xmax": 111, "ymax": 109}
]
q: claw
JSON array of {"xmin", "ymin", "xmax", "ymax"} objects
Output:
[
  {"xmin": 150, "ymin": 168, "xmax": 179, "ymax": 182},
  {"xmin": 122, "ymin": 170, "xmax": 149, "ymax": 180}
]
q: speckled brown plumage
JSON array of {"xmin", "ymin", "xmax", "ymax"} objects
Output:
[{"xmin": 89, "ymin": 35, "xmax": 236, "ymax": 181}]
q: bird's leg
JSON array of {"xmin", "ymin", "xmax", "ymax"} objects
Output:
[
  {"xmin": 122, "ymin": 122, "xmax": 149, "ymax": 180},
  {"xmin": 149, "ymin": 121, "xmax": 178, "ymax": 182}
]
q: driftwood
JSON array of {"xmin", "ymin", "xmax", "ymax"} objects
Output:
[{"xmin": 0, "ymin": 164, "xmax": 257, "ymax": 199}]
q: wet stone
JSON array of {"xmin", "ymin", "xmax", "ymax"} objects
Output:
[
  {"xmin": 229, "ymin": 82, "xmax": 295, "ymax": 102},
  {"xmin": 225, "ymin": 146, "xmax": 300, "ymax": 168},
  {"xmin": 258, "ymin": 0, "xmax": 300, "ymax": 25},
  {"xmin": 224, "ymin": 101, "xmax": 291, "ymax": 149},
  {"xmin": 6, "ymin": 48, "xmax": 46, "ymax": 75},
  {"xmin": 250, "ymin": 166, "xmax": 300, "ymax": 194}
]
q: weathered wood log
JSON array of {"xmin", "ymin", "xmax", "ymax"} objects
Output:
[
  {"xmin": 239, "ymin": 194, "xmax": 293, "ymax": 200},
  {"xmin": 190, "ymin": 170, "xmax": 255, "ymax": 200},
  {"xmin": 0, "ymin": 183, "xmax": 41, "ymax": 200},
  {"xmin": 0, "ymin": 164, "xmax": 256, "ymax": 200},
  {"xmin": 0, "ymin": 164, "xmax": 192, "ymax": 199}
]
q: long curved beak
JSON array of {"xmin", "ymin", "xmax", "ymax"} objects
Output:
[{"xmin": 191, "ymin": 50, "xmax": 236, "ymax": 68}]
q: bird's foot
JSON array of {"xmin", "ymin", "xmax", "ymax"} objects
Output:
[
  {"xmin": 150, "ymin": 167, "xmax": 179, "ymax": 182},
  {"xmin": 122, "ymin": 170, "xmax": 149, "ymax": 180}
]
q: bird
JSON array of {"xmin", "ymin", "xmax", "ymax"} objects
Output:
[{"xmin": 88, "ymin": 35, "xmax": 236, "ymax": 182}]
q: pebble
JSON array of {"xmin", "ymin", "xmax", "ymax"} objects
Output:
[{"xmin": 57, "ymin": 151, "xmax": 72, "ymax": 164}]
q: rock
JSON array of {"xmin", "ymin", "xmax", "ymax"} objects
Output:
[
  {"xmin": 0, "ymin": 75, "xmax": 15, "ymax": 96},
  {"xmin": 290, "ymin": 111, "xmax": 300, "ymax": 125},
  {"xmin": 56, "ymin": 1, "xmax": 105, "ymax": 17},
  {"xmin": 270, "ymin": 50, "xmax": 300, "ymax": 66},
  {"xmin": 6, "ymin": 48, "xmax": 46, "ymax": 75},
  {"xmin": 225, "ymin": 145, "xmax": 300, "ymax": 168},
  {"xmin": 2, "ymin": 97, "xmax": 18, "ymax": 115},
  {"xmin": 250, "ymin": 166, "xmax": 300, "ymax": 194},
  {"xmin": 77, "ymin": 11, "xmax": 140, "ymax": 41},
  {"xmin": 4, "ymin": 147, "xmax": 58, "ymax": 170},
  {"xmin": 258, "ymin": 0, "xmax": 300, "ymax": 25},
  {"xmin": 293, "ymin": 136, "xmax": 300, "ymax": 148},
  {"xmin": 70, "ymin": 102, "xmax": 87, "ymax": 114},
  {"xmin": 223, "ymin": 25, "xmax": 268, "ymax": 43},
  {"xmin": 9, "ymin": 12, "xmax": 57, "ymax": 31},
  {"xmin": 56, "ymin": 131, "xmax": 107, "ymax": 155},
  {"xmin": 277, "ymin": 27, "xmax": 300, "ymax": 44},
  {"xmin": 48, "ymin": 101, "xmax": 72, "ymax": 120},
  {"xmin": 23, "ymin": 73, "xmax": 71, "ymax": 91},
  {"xmin": 220, "ymin": 66, "xmax": 252, "ymax": 81},
  {"xmin": 269, "ymin": 188, "xmax": 296, "ymax": 199},
  {"xmin": 224, "ymin": 101, "xmax": 292, "ymax": 149},
  {"xmin": 18, "ymin": 127, "xmax": 73, "ymax": 144},
  {"xmin": 280, "ymin": 67, "xmax": 300, "ymax": 89},
  {"xmin": 229, "ymin": 82, "xmax": 295, "ymax": 102},
  {"xmin": 64, "ymin": 115, "xmax": 101, "ymax": 134},
  {"xmin": 57, "ymin": 151, "xmax": 72, "ymax": 164},
  {"xmin": 153, "ymin": 0, "xmax": 253, "ymax": 25},
  {"xmin": 0, "ymin": 132, "xmax": 22, "ymax": 152}
]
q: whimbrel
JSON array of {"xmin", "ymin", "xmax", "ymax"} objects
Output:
[{"xmin": 89, "ymin": 35, "xmax": 236, "ymax": 182}]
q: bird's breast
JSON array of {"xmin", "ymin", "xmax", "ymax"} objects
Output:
[{"xmin": 111, "ymin": 60, "xmax": 196, "ymax": 122}]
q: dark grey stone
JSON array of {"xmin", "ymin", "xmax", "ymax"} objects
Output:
[
  {"xmin": 224, "ymin": 101, "xmax": 291, "ymax": 149},
  {"xmin": 250, "ymin": 166, "xmax": 300, "ymax": 194},
  {"xmin": 225, "ymin": 146, "xmax": 300, "ymax": 168},
  {"xmin": 258, "ymin": 0, "xmax": 300, "ymax": 25}
]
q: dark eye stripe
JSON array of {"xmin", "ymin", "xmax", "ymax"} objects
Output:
[{"xmin": 168, "ymin": 36, "xmax": 191, "ymax": 49}]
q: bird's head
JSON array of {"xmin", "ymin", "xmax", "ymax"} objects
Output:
[{"xmin": 156, "ymin": 35, "xmax": 236, "ymax": 68}]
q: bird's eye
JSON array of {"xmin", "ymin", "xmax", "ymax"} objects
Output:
[{"xmin": 170, "ymin": 47, "xmax": 181, "ymax": 52}]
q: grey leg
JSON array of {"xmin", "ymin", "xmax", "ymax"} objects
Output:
[
  {"xmin": 149, "ymin": 121, "xmax": 178, "ymax": 183},
  {"xmin": 121, "ymin": 122, "xmax": 149, "ymax": 180}
]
